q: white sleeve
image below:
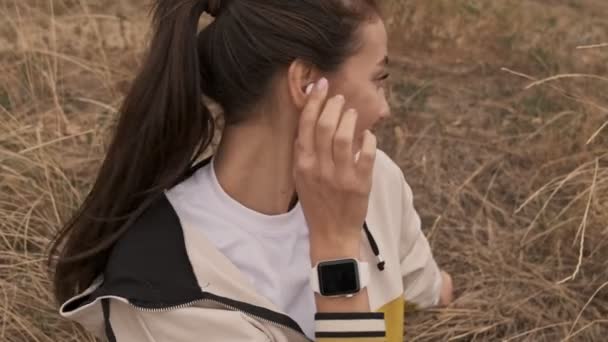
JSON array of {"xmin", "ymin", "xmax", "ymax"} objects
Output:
[{"xmin": 398, "ymin": 172, "xmax": 443, "ymax": 308}]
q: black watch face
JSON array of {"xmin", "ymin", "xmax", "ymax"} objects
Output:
[{"xmin": 318, "ymin": 259, "xmax": 360, "ymax": 296}]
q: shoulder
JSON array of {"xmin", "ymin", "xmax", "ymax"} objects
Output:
[
  {"xmin": 165, "ymin": 157, "xmax": 213, "ymax": 208},
  {"xmin": 100, "ymin": 194, "xmax": 202, "ymax": 304},
  {"xmin": 372, "ymin": 149, "xmax": 413, "ymax": 200},
  {"xmin": 370, "ymin": 149, "xmax": 414, "ymax": 218},
  {"xmin": 373, "ymin": 148, "xmax": 402, "ymax": 179}
]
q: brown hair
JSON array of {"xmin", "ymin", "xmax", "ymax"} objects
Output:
[{"xmin": 48, "ymin": 0, "xmax": 380, "ymax": 304}]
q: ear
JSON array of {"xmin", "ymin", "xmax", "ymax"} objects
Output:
[{"xmin": 287, "ymin": 59, "xmax": 319, "ymax": 110}]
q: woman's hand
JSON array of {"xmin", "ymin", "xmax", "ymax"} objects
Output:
[
  {"xmin": 293, "ymin": 77, "xmax": 377, "ymax": 262},
  {"xmin": 438, "ymin": 270, "xmax": 454, "ymax": 306}
]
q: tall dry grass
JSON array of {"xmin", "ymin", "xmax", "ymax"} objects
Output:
[{"xmin": 1, "ymin": 0, "xmax": 607, "ymax": 341}]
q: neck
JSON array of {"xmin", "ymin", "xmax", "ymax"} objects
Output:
[
  {"xmin": 213, "ymin": 107, "xmax": 366, "ymax": 217},
  {"xmin": 213, "ymin": 114, "xmax": 298, "ymax": 216}
]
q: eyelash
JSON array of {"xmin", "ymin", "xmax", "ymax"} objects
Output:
[
  {"xmin": 376, "ymin": 73, "xmax": 390, "ymax": 89},
  {"xmin": 378, "ymin": 73, "xmax": 390, "ymax": 81}
]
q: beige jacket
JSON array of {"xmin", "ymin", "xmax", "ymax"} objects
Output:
[{"xmin": 60, "ymin": 150, "xmax": 442, "ymax": 341}]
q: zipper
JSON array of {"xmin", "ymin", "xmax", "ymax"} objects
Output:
[{"xmin": 129, "ymin": 297, "xmax": 313, "ymax": 341}]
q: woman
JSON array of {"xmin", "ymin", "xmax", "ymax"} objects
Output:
[{"xmin": 49, "ymin": 0, "xmax": 453, "ymax": 341}]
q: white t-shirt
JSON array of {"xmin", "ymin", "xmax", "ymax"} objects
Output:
[{"xmin": 165, "ymin": 157, "xmax": 316, "ymax": 339}]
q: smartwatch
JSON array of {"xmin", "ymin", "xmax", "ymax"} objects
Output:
[{"xmin": 310, "ymin": 259, "xmax": 370, "ymax": 297}]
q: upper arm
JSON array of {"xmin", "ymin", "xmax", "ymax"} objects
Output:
[{"xmin": 397, "ymin": 171, "xmax": 442, "ymax": 309}]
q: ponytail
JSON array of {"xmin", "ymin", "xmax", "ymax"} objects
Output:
[{"xmin": 48, "ymin": 0, "xmax": 215, "ymax": 303}]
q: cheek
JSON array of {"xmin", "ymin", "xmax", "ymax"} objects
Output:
[
  {"xmin": 328, "ymin": 74, "xmax": 387, "ymax": 135},
  {"xmin": 344, "ymin": 87, "xmax": 384, "ymax": 133}
]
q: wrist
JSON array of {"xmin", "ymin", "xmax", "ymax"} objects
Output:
[{"xmin": 309, "ymin": 233, "xmax": 362, "ymax": 264}]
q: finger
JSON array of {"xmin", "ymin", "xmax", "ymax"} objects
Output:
[
  {"xmin": 333, "ymin": 108, "xmax": 358, "ymax": 173},
  {"xmin": 355, "ymin": 130, "xmax": 377, "ymax": 179},
  {"xmin": 296, "ymin": 78, "xmax": 329, "ymax": 156},
  {"xmin": 315, "ymin": 94, "xmax": 345, "ymax": 175}
]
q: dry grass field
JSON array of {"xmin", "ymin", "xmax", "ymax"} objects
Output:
[{"xmin": 1, "ymin": 0, "xmax": 607, "ymax": 341}]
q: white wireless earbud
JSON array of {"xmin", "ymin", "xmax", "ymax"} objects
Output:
[{"xmin": 305, "ymin": 83, "xmax": 314, "ymax": 95}]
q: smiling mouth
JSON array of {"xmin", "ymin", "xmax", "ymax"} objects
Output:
[{"xmin": 369, "ymin": 120, "xmax": 382, "ymax": 133}]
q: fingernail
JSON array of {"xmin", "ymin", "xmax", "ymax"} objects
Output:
[{"xmin": 316, "ymin": 77, "xmax": 328, "ymax": 91}]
